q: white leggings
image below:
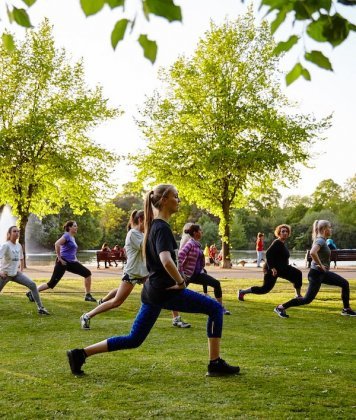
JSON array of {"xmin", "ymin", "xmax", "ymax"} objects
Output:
[{"xmin": 0, "ymin": 272, "xmax": 43, "ymax": 308}]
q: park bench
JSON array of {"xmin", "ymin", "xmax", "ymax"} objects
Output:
[
  {"xmin": 305, "ymin": 249, "xmax": 356, "ymax": 268},
  {"xmin": 96, "ymin": 249, "xmax": 127, "ymax": 268}
]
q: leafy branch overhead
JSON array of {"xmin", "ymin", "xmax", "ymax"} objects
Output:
[
  {"xmin": 2, "ymin": 0, "xmax": 182, "ymax": 63},
  {"xmin": 1, "ymin": 0, "xmax": 355, "ymax": 82},
  {"xmin": 258, "ymin": 0, "xmax": 356, "ymax": 84}
]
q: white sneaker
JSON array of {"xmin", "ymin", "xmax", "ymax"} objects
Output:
[
  {"xmin": 172, "ymin": 316, "xmax": 191, "ymax": 328},
  {"xmin": 80, "ymin": 313, "xmax": 90, "ymax": 329},
  {"xmin": 38, "ymin": 307, "xmax": 50, "ymax": 315}
]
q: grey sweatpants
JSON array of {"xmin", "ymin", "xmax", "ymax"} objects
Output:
[{"xmin": 0, "ymin": 272, "xmax": 43, "ymax": 308}]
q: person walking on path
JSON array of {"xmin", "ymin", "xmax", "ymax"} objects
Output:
[
  {"xmin": 80, "ymin": 210, "xmax": 190, "ymax": 329},
  {"xmin": 238, "ymin": 224, "xmax": 302, "ymax": 302},
  {"xmin": 274, "ymin": 220, "xmax": 356, "ymax": 318},
  {"xmin": 0, "ymin": 226, "xmax": 50, "ymax": 315},
  {"xmin": 256, "ymin": 232, "xmax": 264, "ymax": 268},
  {"xmin": 179, "ymin": 223, "xmax": 230, "ymax": 315},
  {"xmin": 27, "ymin": 221, "xmax": 96, "ymax": 303},
  {"xmin": 67, "ymin": 184, "xmax": 239, "ymax": 377},
  {"xmin": 203, "ymin": 244, "xmax": 210, "ymax": 265}
]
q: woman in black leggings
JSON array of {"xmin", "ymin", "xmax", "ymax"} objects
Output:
[
  {"xmin": 30, "ymin": 221, "xmax": 96, "ymax": 302},
  {"xmin": 238, "ymin": 224, "xmax": 302, "ymax": 302},
  {"xmin": 274, "ymin": 219, "xmax": 356, "ymax": 318}
]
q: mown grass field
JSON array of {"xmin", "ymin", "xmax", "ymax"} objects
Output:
[{"xmin": 1, "ymin": 275, "xmax": 355, "ymax": 419}]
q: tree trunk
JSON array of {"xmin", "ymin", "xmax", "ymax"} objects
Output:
[
  {"xmin": 221, "ymin": 196, "xmax": 232, "ymax": 269},
  {"xmin": 18, "ymin": 215, "xmax": 29, "ymax": 268}
]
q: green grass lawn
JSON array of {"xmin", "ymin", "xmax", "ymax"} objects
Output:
[{"xmin": 1, "ymin": 276, "xmax": 355, "ymax": 419}]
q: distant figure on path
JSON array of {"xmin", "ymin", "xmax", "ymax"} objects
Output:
[
  {"xmin": 203, "ymin": 244, "xmax": 210, "ymax": 265},
  {"xmin": 256, "ymin": 232, "xmax": 264, "ymax": 267}
]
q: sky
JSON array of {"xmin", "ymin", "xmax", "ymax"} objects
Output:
[{"xmin": 3, "ymin": 0, "xmax": 356, "ymax": 202}]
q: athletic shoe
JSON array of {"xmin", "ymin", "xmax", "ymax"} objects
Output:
[
  {"xmin": 172, "ymin": 316, "xmax": 191, "ymax": 328},
  {"xmin": 67, "ymin": 349, "xmax": 86, "ymax": 375},
  {"xmin": 26, "ymin": 291, "xmax": 35, "ymax": 302},
  {"xmin": 84, "ymin": 293, "xmax": 97, "ymax": 302},
  {"xmin": 97, "ymin": 298, "xmax": 104, "ymax": 305},
  {"xmin": 274, "ymin": 306, "xmax": 289, "ymax": 318},
  {"xmin": 80, "ymin": 313, "xmax": 91, "ymax": 329},
  {"xmin": 237, "ymin": 290, "xmax": 245, "ymax": 301},
  {"xmin": 223, "ymin": 307, "xmax": 231, "ymax": 315},
  {"xmin": 341, "ymin": 308, "xmax": 356, "ymax": 316},
  {"xmin": 206, "ymin": 358, "xmax": 240, "ymax": 377},
  {"xmin": 38, "ymin": 307, "xmax": 50, "ymax": 315}
]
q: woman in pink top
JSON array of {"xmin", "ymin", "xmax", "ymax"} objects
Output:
[{"xmin": 178, "ymin": 224, "xmax": 230, "ymax": 315}]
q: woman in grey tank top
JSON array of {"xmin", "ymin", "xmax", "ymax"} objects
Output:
[{"xmin": 274, "ymin": 220, "xmax": 356, "ymax": 318}]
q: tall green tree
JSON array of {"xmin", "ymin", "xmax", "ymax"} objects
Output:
[
  {"xmin": 0, "ymin": 20, "xmax": 120, "ymax": 262},
  {"xmin": 338, "ymin": 174, "xmax": 356, "ymax": 226},
  {"xmin": 310, "ymin": 179, "xmax": 343, "ymax": 212},
  {"xmin": 283, "ymin": 195, "xmax": 311, "ymax": 224},
  {"xmin": 29, "ymin": 206, "xmax": 103, "ymax": 251},
  {"xmin": 133, "ymin": 11, "xmax": 329, "ymax": 267},
  {"xmin": 100, "ymin": 202, "xmax": 126, "ymax": 246}
]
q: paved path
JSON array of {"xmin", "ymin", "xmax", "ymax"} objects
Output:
[{"xmin": 23, "ymin": 264, "xmax": 356, "ymax": 280}]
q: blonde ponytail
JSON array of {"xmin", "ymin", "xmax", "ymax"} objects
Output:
[
  {"xmin": 312, "ymin": 219, "xmax": 330, "ymax": 240},
  {"xmin": 142, "ymin": 184, "xmax": 175, "ymax": 258}
]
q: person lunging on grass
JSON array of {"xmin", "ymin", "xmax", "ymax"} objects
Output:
[
  {"xmin": 178, "ymin": 223, "xmax": 230, "ymax": 315},
  {"xmin": 274, "ymin": 220, "xmax": 356, "ymax": 318},
  {"xmin": 67, "ymin": 184, "xmax": 239, "ymax": 377},
  {"xmin": 238, "ymin": 224, "xmax": 302, "ymax": 302},
  {"xmin": 79, "ymin": 209, "xmax": 190, "ymax": 330},
  {"xmin": 27, "ymin": 220, "xmax": 96, "ymax": 303},
  {"xmin": 0, "ymin": 226, "xmax": 50, "ymax": 315}
]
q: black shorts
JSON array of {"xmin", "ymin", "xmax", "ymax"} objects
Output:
[{"xmin": 47, "ymin": 258, "xmax": 91, "ymax": 289}]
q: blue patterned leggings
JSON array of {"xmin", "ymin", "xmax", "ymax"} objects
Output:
[{"xmin": 107, "ymin": 288, "xmax": 223, "ymax": 351}]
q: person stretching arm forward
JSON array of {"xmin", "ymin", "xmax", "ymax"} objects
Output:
[{"xmin": 67, "ymin": 184, "xmax": 239, "ymax": 377}]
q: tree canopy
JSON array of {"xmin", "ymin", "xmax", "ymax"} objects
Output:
[
  {"xmin": 0, "ymin": 20, "xmax": 120, "ymax": 257},
  {"xmin": 132, "ymin": 10, "xmax": 330, "ymax": 266}
]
